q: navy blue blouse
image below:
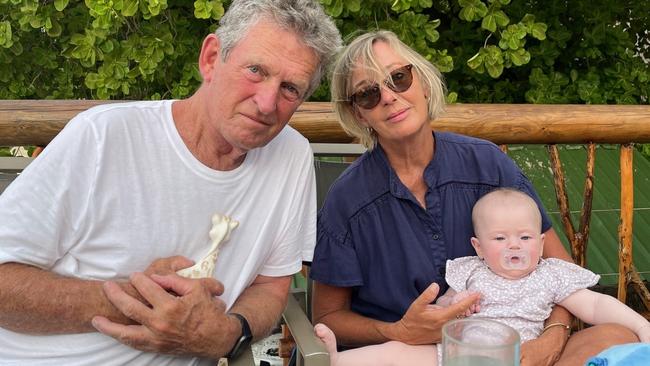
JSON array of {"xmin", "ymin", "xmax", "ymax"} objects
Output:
[{"xmin": 310, "ymin": 132, "xmax": 552, "ymax": 323}]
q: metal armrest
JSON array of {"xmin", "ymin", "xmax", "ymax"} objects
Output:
[
  {"xmin": 225, "ymin": 347, "xmax": 255, "ymax": 366},
  {"xmin": 282, "ymin": 291, "xmax": 329, "ymax": 366}
]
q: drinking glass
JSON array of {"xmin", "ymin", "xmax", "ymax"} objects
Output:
[{"xmin": 442, "ymin": 318, "xmax": 520, "ymax": 366}]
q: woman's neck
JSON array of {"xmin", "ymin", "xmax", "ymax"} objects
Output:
[
  {"xmin": 380, "ymin": 128, "xmax": 435, "ymax": 174},
  {"xmin": 379, "ymin": 129, "xmax": 435, "ymax": 208}
]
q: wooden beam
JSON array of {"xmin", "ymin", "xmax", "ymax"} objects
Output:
[{"xmin": 2, "ymin": 101, "xmax": 650, "ymax": 146}]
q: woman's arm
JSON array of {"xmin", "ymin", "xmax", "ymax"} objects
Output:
[
  {"xmin": 312, "ymin": 281, "xmax": 480, "ymax": 346},
  {"xmin": 520, "ymin": 228, "xmax": 574, "ymax": 366}
]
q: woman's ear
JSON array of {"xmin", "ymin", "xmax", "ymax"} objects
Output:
[
  {"xmin": 352, "ymin": 105, "xmax": 369, "ymax": 127},
  {"xmin": 471, "ymin": 237, "xmax": 483, "ymax": 258},
  {"xmin": 198, "ymin": 34, "xmax": 221, "ymax": 82}
]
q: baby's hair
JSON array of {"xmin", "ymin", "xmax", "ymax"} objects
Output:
[{"xmin": 472, "ymin": 188, "xmax": 542, "ymax": 233}]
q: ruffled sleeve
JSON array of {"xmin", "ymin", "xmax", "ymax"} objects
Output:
[
  {"xmin": 445, "ymin": 256, "xmax": 484, "ymax": 292},
  {"xmin": 309, "ymin": 218, "xmax": 364, "ymax": 287},
  {"xmin": 543, "ymin": 258, "xmax": 600, "ymax": 303}
]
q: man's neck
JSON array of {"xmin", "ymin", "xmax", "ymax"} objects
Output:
[{"xmin": 172, "ymin": 98, "xmax": 247, "ymax": 171}]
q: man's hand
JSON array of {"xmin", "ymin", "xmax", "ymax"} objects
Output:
[
  {"xmin": 120, "ymin": 256, "xmax": 196, "ymax": 306},
  {"xmin": 388, "ymin": 283, "xmax": 481, "ymax": 345},
  {"xmin": 520, "ymin": 328, "xmax": 566, "ymax": 366},
  {"xmin": 144, "ymin": 256, "xmax": 195, "ymax": 276},
  {"xmin": 92, "ymin": 272, "xmax": 236, "ymax": 358}
]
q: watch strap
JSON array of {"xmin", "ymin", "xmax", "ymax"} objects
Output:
[{"xmin": 225, "ymin": 313, "xmax": 252, "ymax": 359}]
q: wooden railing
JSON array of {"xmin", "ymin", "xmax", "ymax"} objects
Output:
[{"xmin": 1, "ymin": 100, "xmax": 650, "ymax": 313}]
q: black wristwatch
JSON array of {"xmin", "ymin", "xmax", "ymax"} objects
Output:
[{"xmin": 225, "ymin": 313, "xmax": 253, "ymax": 359}]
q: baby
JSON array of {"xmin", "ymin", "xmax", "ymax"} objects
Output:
[{"xmin": 315, "ymin": 188, "xmax": 650, "ymax": 365}]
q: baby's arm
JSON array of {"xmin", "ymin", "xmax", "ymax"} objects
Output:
[
  {"xmin": 559, "ymin": 289, "xmax": 650, "ymax": 342},
  {"xmin": 436, "ymin": 288, "xmax": 481, "ymax": 317}
]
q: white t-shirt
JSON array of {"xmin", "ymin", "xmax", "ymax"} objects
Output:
[{"xmin": 0, "ymin": 100, "xmax": 317, "ymax": 365}]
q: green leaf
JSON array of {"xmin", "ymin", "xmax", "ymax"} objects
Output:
[
  {"xmin": 122, "ymin": 0, "xmax": 139, "ymax": 16},
  {"xmin": 46, "ymin": 19, "xmax": 62, "ymax": 37},
  {"xmin": 459, "ymin": 7, "xmax": 475, "ymax": 22},
  {"xmin": 482, "ymin": 14, "xmax": 496, "ymax": 32},
  {"xmin": 54, "ymin": 0, "xmax": 69, "ymax": 11},
  {"xmin": 486, "ymin": 62, "xmax": 503, "ymax": 78},
  {"xmin": 507, "ymin": 48, "xmax": 530, "ymax": 66},
  {"xmin": 346, "ymin": 0, "xmax": 361, "ymax": 12},
  {"xmin": 467, "ymin": 51, "xmax": 483, "ymax": 70},
  {"xmin": 194, "ymin": 0, "xmax": 211, "ymax": 19},
  {"xmin": 331, "ymin": 0, "xmax": 343, "ymax": 17},
  {"xmin": 424, "ymin": 24, "xmax": 439, "ymax": 42},
  {"xmin": 493, "ymin": 10, "xmax": 509, "ymax": 27},
  {"xmin": 85, "ymin": 73, "xmax": 100, "ymax": 88},
  {"xmin": 531, "ymin": 23, "xmax": 547, "ymax": 40}
]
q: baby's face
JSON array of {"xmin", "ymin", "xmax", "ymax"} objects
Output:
[{"xmin": 472, "ymin": 202, "xmax": 544, "ymax": 280}]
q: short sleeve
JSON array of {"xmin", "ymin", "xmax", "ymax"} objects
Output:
[
  {"xmin": 259, "ymin": 141, "xmax": 317, "ymax": 276},
  {"xmin": 0, "ymin": 115, "xmax": 98, "ymax": 268},
  {"xmin": 544, "ymin": 258, "xmax": 600, "ymax": 303},
  {"xmin": 309, "ymin": 218, "xmax": 364, "ymax": 287},
  {"xmin": 445, "ymin": 256, "xmax": 483, "ymax": 292}
]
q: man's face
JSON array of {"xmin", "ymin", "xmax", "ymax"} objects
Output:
[{"xmin": 203, "ymin": 20, "xmax": 319, "ymax": 152}]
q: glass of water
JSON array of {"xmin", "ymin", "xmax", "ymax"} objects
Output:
[{"xmin": 442, "ymin": 318, "xmax": 520, "ymax": 366}]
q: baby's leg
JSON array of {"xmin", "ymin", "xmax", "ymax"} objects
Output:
[{"xmin": 314, "ymin": 323, "xmax": 438, "ymax": 366}]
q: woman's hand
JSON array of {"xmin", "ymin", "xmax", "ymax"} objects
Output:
[
  {"xmin": 387, "ymin": 283, "xmax": 481, "ymax": 345},
  {"xmin": 520, "ymin": 327, "xmax": 566, "ymax": 366},
  {"xmin": 451, "ymin": 290, "xmax": 481, "ymax": 317}
]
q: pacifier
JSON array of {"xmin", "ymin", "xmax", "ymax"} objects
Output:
[{"xmin": 500, "ymin": 248, "xmax": 530, "ymax": 270}]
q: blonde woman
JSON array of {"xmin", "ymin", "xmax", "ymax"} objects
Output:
[{"xmin": 310, "ymin": 30, "xmax": 638, "ymax": 365}]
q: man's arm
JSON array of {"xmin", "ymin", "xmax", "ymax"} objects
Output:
[
  {"xmin": 0, "ymin": 257, "xmax": 194, "ymax": 334},
  {"xmin": 228, "ymin": 274, "xmax": 292, "ymax": 341},
  {"xmin": 0, "ymin": 262, "xmax": 134, "ymax": 334},
  {"xmin": 92, "ymin": 273, "xmax": 291, "ymax": 359}
]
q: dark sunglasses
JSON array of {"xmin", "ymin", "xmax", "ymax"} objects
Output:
[{"xmin": 349, "ymin": 64, "xmax": 414, "ymax": 109}]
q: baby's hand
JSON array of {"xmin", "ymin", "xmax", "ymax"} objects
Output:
[
  {"xmin": 638, "ymin": 323, "xmax": 650, "ymax": 343},
  {"xmin": 452, "ymin": 291, "xmax": 482, "ymax": 317}
]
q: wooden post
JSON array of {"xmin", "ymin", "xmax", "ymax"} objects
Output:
[
  {"xmin": 617, "ymin": 144, "xmax": 634, "ymax": 303},
  {"xmin": 575, "ymin": 143, "xmax": 596, "ymax": 268},
  {"xmin": 548, "ymin": 145, "xmax": 577, "ymax": 250}
]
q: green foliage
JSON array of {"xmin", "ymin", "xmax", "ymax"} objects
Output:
[{"xmin": 0, "ymin": 0, "xmax": 647, "ymax": 108}]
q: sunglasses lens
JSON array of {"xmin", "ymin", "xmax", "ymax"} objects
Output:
[
  {"xmin": 353, "ymin": 85, "xmax": 381, "ymax": 109},
  {"xmin": 388, "ymin": 65, "xmax": 413, "ymax": 93},
  {"xmin": 350, "ymin": 65, "xmax": 413, "ymax": 109}
]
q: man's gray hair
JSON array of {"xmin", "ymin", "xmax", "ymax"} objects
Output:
[{"xmin": 216, "ymin": 0, "xmax": 342, "ymax": 98}]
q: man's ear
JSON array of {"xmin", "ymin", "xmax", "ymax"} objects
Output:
[
  {"xmin": 198, "ymin": 34, "xmax": 221, "ymax": 82},
  {"xmin": 471, "ymin": 237, "xmax": 483, "ymax": 258}
]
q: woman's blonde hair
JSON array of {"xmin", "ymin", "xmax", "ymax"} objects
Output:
[{"xmin": 330, "ymin": 30, "xmax": 446, "ymax": 150}]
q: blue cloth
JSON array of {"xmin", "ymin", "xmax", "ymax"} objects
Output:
[
  {"xmin": 310, "ymin": 132, "xmax": 552, "ymax": 322},
  {"xmin": 586, "ymin": 343, "xmax": 650, "ymax": 366}
]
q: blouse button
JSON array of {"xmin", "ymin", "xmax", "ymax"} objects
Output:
[{"xmin": 433, "ymin": 234, "xmax": 439, "ymax": 240}]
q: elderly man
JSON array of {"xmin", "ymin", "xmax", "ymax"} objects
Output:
[{"xmin": 0, "ymin": 0, "xmax": 341, "ymax": 364}]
